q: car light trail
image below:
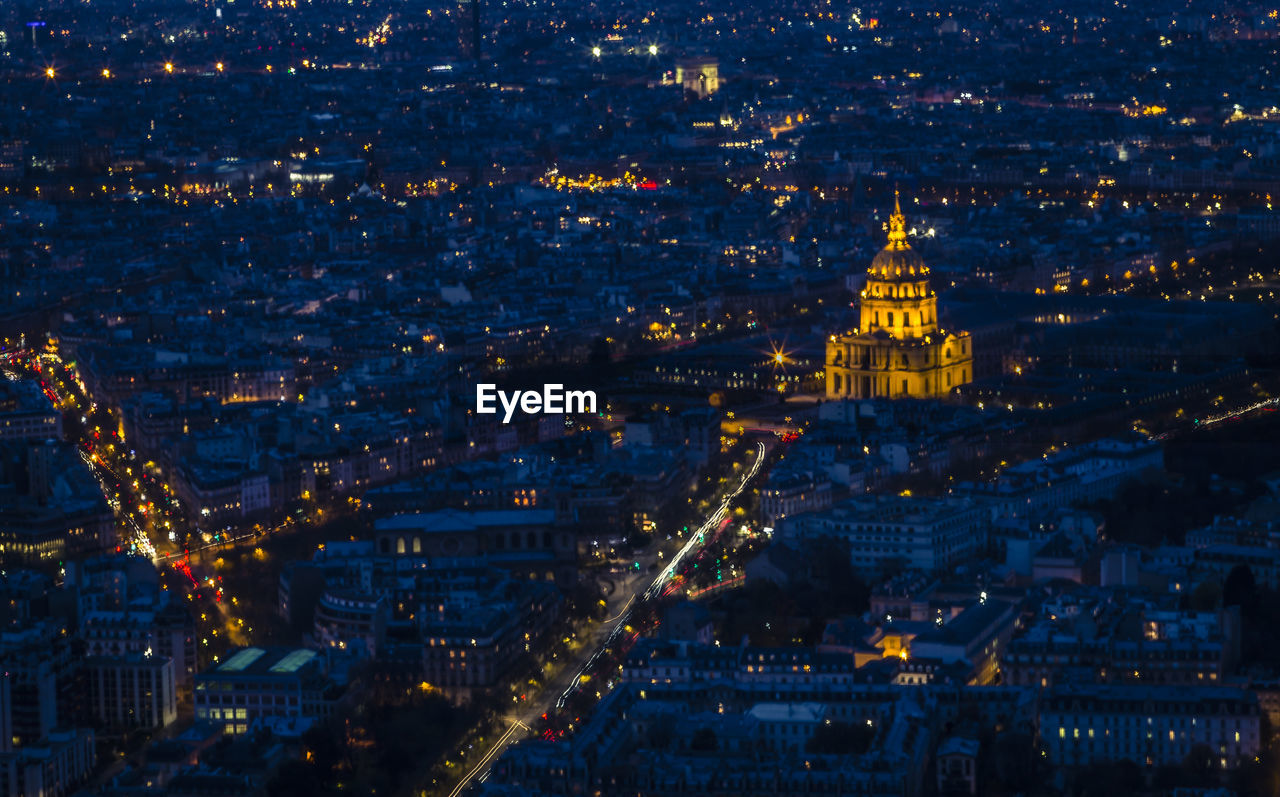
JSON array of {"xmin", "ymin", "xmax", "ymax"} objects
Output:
[
  {"xmin": 557, "ymin": 441, "xmax": 766, "ymax": 710},
  {"xmin": 446, "ymin": 719, "xmax": 528, "ymax": 797}
]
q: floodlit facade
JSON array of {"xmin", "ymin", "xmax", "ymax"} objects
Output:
[
  {"xmin": 675, "ymin": 57, "xmax": 719, "ymax": 99},
  {"xmin": 826, "ymin": 194, "xmax": 972, "ymax": 400}
]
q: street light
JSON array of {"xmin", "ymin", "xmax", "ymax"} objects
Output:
[
  {"xmin": 591, "ymin": 46, "xmax": 601, "ymax": 58},
  {"xmin": 648, "ymin": 44, "xmax": 658, "ymax": 55}
]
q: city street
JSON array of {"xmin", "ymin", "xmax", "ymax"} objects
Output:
[
  {"xmin": 5, "ymin": 347, "xmax": 258, "ymax": 659},
  {"xmin": 440, "ymin": 441, "xmax": 768, "ymax": 797}
]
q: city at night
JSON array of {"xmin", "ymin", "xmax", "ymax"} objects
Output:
[{"xmin": 2, "ymin": 0, "xmax": 1280, "ymax": 795}]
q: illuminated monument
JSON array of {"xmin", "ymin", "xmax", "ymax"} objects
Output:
[
  {"xmin": 825, "ymin": 193, "xmax": 972, "ymax": 399},
  {"xmin": 675, "ymin": 57, "xmax": 719, "ymax": 100}
]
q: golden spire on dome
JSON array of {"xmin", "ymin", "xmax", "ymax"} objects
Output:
[
  {"xmin": 867, "ymin": 188, "xmax": 929, "ymax": 279},
  {"xmin": 886, "ymin": 189, "xmax": 908, "ymax": 248}
]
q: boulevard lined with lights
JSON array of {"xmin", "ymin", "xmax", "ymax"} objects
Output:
[{"xmin": 441, "ymin": 442, "xmax": 766, "ymax": 797}]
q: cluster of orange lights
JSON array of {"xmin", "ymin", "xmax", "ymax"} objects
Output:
[{"xmin": 47, "ymin": 62, "xmax": 226, "ymax": 80}]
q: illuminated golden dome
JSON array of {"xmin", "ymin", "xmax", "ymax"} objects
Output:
[{"xmin": 868, "ymin": 191, "xmax": 929, "ymax": 280}]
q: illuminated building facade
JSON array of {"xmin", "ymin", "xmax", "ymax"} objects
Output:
[
  {"xmin": 1041, "ymin": 685, "xmax": 1260, "ymax": 771},
  {"xmin": 675, "ymin": 57, "xmax": 719, "ymax": 99},
  {"xmin": 194, "ymin": 647, "xmax": 342, "ymax": 735},
  {"xmin": 826, "ymin": 194, "xmax": 972, "ymax": 400}
]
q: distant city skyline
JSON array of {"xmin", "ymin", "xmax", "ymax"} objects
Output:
[{"xmin": 1, "ymin": 1, "xmax": 1280, "ymax": 795}]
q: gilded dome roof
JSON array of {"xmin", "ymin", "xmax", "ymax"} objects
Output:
[
  {"xmin": 867, "ymin": 192, "xmax": 930, "ymax": 280},
  {"xmin": 870, "ymin": 245, "xmax": 927, "ymax": 277}
]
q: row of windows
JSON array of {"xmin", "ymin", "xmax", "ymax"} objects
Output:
[
  {"xmin": 196, "ymin": 681, "xmax": 300, "ymax": 693},
  {"xmin": 830, "ymin": 369, "xmax": 969, "ymax": 397},
  {"xmin": 379, "ymin": 531, "xmax": 564, "ymax": 554},
  {"xmin": 868, "ymin": 282, "xmax": 929, "ymax": 299},
  {"xmin": 1058, "ymin": 726, "xmax": 1245, "ymax": 742},
  {"xmin": 198, "ymin": 707, "xmax": 249, "ymax": 721},
  {"xmin": 872, "ymin": 310, "xmax": 930, "ymax": 328},
  {"xmin": 199, "ymin": 694, "xmax": 296, "ymax": 706}
]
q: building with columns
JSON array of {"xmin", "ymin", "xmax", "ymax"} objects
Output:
[{"xmin": 826, "ymin": 194, "xmax": 972, "ymax": 400}]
